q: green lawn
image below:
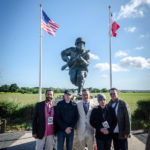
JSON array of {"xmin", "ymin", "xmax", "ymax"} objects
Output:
[
  {"xmin": 0, "ymin": 92, "xmax": 150, "ymax": 114},
  {"xmin": 0, "ymin": 92, "xmax": 63, "ymax": 106},
  {"xmin": 0, "ymin": 92, "xmax": 150, "ymax": 130}
]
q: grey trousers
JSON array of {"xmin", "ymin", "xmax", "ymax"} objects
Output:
[{"xmin": 35, "ymin": 135, "xmax": 54, "ymax": 150}]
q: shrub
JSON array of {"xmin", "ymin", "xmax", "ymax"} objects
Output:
[
  {"xmin": 0, "ymin": 100, "xmax": 35, "ymax": 130},
  {"xmin": 15, "ymin": 104, "xmax": 35, "ymax": 121},
  {"xmin": 0, "ymin": 101, "xmax": 18, "ymax": 118},
  {"xmin": 132, "ymin": 99, "xmax": 150, "ymax": 130}
]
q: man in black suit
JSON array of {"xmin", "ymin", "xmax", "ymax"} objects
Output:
[{"xmin": 32, "ymin": 89, "xmax": 56, "ymax": 150}]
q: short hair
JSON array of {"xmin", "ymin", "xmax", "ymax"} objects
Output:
[
  {"xmin": 109, "ymin": 88, "xmax": 118, "ymax": 92},
  {"xmin": 97, "ymin": 94, "xmax": 106, "ymax": 102},
  {"xmin": 45, "ymin": 89, "xmax": 54, "ymax": 95},
  {"xmin": 82, "ymin": 89, "xmax": 89, "ymax": 92}
]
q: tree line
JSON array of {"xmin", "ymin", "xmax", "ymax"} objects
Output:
[{"xmin": 0, "ymin": 83, "xmax": 108, "ymax": 94}]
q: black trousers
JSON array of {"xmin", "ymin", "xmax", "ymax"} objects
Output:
[
  {"xmin": 96, "ymin": 138, "xmax": 111, "ymax": 150},
  {"xmin": 112, "ymin": 133, "xmax": 128, "ymax": 150}
]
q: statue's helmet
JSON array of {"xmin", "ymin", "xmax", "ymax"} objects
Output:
[{"xmin": 75, "ymin": 37, "xmax": 85, "ymax": 45}]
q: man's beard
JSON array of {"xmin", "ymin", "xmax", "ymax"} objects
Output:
[{"xmin": 46, "ymin": 97, "xmax": 52, "ymax": 102}]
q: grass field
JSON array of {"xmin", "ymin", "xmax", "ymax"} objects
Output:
[
  {"xmin": 0, "ymin": 92, "xmax": 150, "ymax": 114},
  {"xmin": 0, "ymin": 92, "xmax": 150, "ymax": 130},
  {"xmin": 0, "ymin": 92, "xmax": 62, "ymax": 106}
]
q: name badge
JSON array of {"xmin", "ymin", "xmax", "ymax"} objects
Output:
[
  {"xmin": 102, "ymin": 121, "xmax": 110, "ymax": 129},
  {"xmin": 48, "ymin": 117, "xmax": 53, "ymax": 125}
]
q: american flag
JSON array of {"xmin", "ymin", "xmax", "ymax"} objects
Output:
[{"xmin": 41, "ymin": 10, "xmax": 59, "ymax": 36}]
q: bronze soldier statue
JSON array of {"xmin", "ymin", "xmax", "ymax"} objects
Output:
[{"xmin": 61, "ymin": 37, "xmax": 90, "ymax": 95}]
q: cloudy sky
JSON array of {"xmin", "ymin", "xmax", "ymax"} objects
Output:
[{"xmin": 0, "ymin": 0, "xmax": 150, "ymax": 90}]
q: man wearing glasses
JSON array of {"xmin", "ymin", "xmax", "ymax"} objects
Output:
[{"xmin": 108, "ymin": 88, "xmax": 131, "ymax": 150}]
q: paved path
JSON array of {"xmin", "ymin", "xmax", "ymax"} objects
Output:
[
  {"xmin": 0, "ymin": 131, "xmax": 147, "ymax": 150},
  {"xmin": 0, "ymin": 131, "xmax": 35, "ymax": 150}
]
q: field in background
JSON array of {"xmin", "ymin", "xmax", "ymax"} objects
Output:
[
  {"xmin": 0, "ymin": 93, "xmax": 62, "ymax": 106},
  {"xmin": 0, "ymin": 92, "xmax": 150, "ymax": 130},
  {"xmin": 0, "ymin": 92, "xmax": 150, "ymax": 113}
]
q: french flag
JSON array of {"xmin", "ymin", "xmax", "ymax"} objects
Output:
[{"xmin": 111, "ymin": 13, "xmax": 120, "ymax": 37}]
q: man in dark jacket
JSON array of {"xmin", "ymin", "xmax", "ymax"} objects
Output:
[
  {"xmin": 32, "ymin": 89, "xmax": 56, "ymax": 150},
  {"xmin": 108, "ymin": 88, "xmax": 131, "ymax": 150},
  {"xmin": 56, "ymin": 90, "xmax": 78, "ymax": 150},
  {"xmin": 90, "ymin": 94, "xmax": 117, "ymax": 150}
]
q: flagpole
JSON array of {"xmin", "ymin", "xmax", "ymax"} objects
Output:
[
  {"xmin": 39, "ymin": 4, "xmax": 42, "ymax": 102},
  {"xmin": 109, "ymin": 5, "xmax": 112, "ymax": 89}
]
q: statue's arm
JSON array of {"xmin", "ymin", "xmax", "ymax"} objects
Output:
[
  {"xmin": 79, "ymin": 52, "xmax": 90, "ymax": 66},
  {"xmin": 61, "ymin": 47, "xmax": 74, "ymax": 63}
]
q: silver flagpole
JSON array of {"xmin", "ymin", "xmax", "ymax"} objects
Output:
[
  {"xmin": 109, "ymin": 5, "xmax": 112, "ymax": 89},
  {"xmin": 39, "ymin": 4, "xmax": 42, "ymax": 102}
]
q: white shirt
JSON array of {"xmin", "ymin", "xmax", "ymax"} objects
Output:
[{"xmin": 112, "ymin": 101, "xmax": 119, "ymax": 133}]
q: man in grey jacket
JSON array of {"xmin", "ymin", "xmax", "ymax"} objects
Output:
[{"xmin": 108, "ymin": 88, "xmax": 131, "ymax": 150}]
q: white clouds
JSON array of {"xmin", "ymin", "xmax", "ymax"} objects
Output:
[
  {"xmin": 120, "ymin": 56, "xmax": 150, "ymax": 69},
  {"xmin": 94, "ymin": 56, "xmax": 150, "ymax": 73},
  {"xmin": 147, "ymin": 58, "xmax": 150, "ymax": 62},
  {"xmin": 139, "ymin": 34, "xmax": 145, "ymax": 38},
  {"xmin": 94, "ymin": 63, "xmax": 128, "ymax": 72},
  {"xmin": 115, "ymin": 51, "xmax": 128, "ymax": 57},
  {"xmin": 101, "ymin": 74, "xmax": 108, "ymax": 78},
  {"xmin": 135, "ymin": 46, "xmax": 144, "ymax": 50},
  {"xmin": 124, "ymin": 27, "xmax": 136, "ymax": 32},
  {"xmin": 89, "ymin": 53, "xmax": 99, "ymax": 60},
  {"xmin": 94, "ymin": 63, "xmax": 109, "ymax": 71},
  {"xmin": 112, "ymin": 64, "xmax": 128, "ymax": 72},
  {"xmin": 139, "ymin": 34, "xmax": 150, "ymax": 38},
  {"xmin": 117, "ymin": 0, "xmax": 150, "ymax": 20},
  {"xmin": 146, "ymin": 0, "xmax": 150, "ymax": 4}
]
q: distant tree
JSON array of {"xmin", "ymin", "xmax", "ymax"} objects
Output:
[
  {"xmin": 93, "ymin": 88, "xmax": 101, "ymax": 93},
  {"xmin": 87, "ymin": 87, "xmax": 101, "ymax": 93},
  {"xmin": 20, "ymin": 87, "xmax": 31, "ymax": 93},
  {"xmin": 101, "ymin": 88, "xmax": 108, "ymax": 93},
  {"xmin": 88, "ymin": 87, "xmax": 93, "ymax": 93},
  {"xmin": 9, "ymin": 84, "xmax": 19, "ymax": 92},
  {"xmin": 70, "ymin": 88, "xmax": 76, "ymax": 93},
  {"xmin": 0, "ymin": 84, "xmax": 10, "ymax": 92},
  {"xmin": 32, "ymin": 88, "xmax": 38, "ymax": 94},
  {"xmin": 42, "ymin": 88, "xmax": 47, "ymax": 94}
]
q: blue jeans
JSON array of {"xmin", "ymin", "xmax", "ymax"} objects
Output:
[{"xmin": 57, "ymin": 130, "xmax": 74, "ymax": 150}]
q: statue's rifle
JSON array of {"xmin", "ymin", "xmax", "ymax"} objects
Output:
[{"xmin": 61, "ymin": 50, "xmax": 90, "ymax": 71}]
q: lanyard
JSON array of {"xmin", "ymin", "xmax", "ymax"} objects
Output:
[{"xmin": 47, "ymin": 104, "xmax": 53, "ymax": 115}]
